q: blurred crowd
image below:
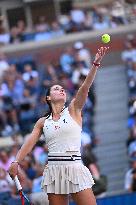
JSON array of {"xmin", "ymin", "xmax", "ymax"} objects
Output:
[
  {"xmin": 0, "ymin": 41, "xmax": 107, "ymax": 204},
  {"xmin": 0, "ymin": 1, "xmax": 136, "ymax": 45},
  {"xmin": 0, "ymin": 41, "xmax": 95, "ymax": 138},
  {"xmin": 0, "ymin": 143, "xmax": 49, "ymax": 205},
  {"xmin": 121, "ymin": 34, "xmax": 136, "ymax": 193}
]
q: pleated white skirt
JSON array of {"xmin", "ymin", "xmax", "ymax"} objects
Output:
[{"xmin": 41, "ymin": 153, "xmax": 95, "ymax": 194}]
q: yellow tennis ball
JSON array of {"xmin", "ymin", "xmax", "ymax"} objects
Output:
[{"xmin": 102, "ymin": 34, "xmax": 110, "ymax": 43}]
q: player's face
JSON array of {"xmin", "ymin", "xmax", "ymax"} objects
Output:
[{"xmin": 48, "ymin": 85, "xmax": 66, "ymax": 103}]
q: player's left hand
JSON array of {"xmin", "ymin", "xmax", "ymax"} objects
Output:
[{"xmin": 94, "ymin": 47, "xmax": 109, "ymax": 64}]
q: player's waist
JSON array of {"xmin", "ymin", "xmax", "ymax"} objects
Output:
[
  {"xmin": 48, "ymin": 152, "xmax": 81, "ymax": 161},
  {"xmin": 48, "ymin": 151, "xmax": 81, "ymax": 156}
]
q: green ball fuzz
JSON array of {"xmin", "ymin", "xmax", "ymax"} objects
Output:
[{"xmin": 101, "ymin": 34, "xmax": 110, "ymax": 43}]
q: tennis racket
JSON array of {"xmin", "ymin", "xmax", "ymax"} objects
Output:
[{"xmin": 14, "ymin": 176, "xmax": 33, "ymax": 205}]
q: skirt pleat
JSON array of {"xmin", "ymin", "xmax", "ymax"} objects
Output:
[{"xmin": 41, "ymin": 161, "xmax": 95, "ymax": 194}]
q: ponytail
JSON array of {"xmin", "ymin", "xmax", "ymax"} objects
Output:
[{"xmin": 44, "ymin": 87, "xmax": 52, "ymax": 119}]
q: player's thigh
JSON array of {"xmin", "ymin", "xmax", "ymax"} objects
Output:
[
  {"xmin": 71, "ymin": 188, "xmax": 96, "ymax": 205},
  {"xmin": 47, "ymin": 193, "xmax": 69, "ymax": 205}
]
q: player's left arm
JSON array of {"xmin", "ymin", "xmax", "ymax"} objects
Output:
[{"xmin": 72, "ymin": 47, "xmax": 109, "ymax": 112}]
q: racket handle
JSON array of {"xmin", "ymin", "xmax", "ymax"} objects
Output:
[{"xmin": 14, "ymin": 176, "xmax": 22, "ymax": 191}]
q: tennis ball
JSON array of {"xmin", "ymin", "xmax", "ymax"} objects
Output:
[{"xmin": 101, "ymin": 34, "xmax": 110, "ymax": 43}]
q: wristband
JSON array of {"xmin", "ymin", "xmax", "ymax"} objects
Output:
[
  {"xmin": 93, "ymin": 62, "xmax": 100, "ymax": 67},
  {"xmin": 11, "ymin": 160, "xmax": 19, "ymax": 165}
]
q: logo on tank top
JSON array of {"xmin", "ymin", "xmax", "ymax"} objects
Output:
[
  {"xmin": 55, "ymin": 125, "xmax": 60, "ymax": 130},
  {"xmin": 63, "ymin": 119, "xmax": 67, "ymax": 123}
]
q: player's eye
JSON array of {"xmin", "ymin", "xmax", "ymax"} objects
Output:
[{"xmin": 61, "ymin": 89, "xmax": 65, "ymax": 92}]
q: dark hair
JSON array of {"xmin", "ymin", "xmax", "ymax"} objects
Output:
[
  {"xmin": 44, "ymin": 84, "xmax": 66, "ymax": 118},
  {"xmin": 44, "ymin": 87, "xmax": 52, "ymax": 119}
]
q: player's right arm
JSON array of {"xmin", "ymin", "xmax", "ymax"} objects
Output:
[
  {"xmin": 8, "ymin": 117, "xmax": 45, "ymax": 178},
  {"xmin": 71, "ymin": 47, "xmax": 109, "ymax": 112}
]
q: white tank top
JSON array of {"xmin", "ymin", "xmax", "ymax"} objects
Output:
[{"xmin": 43, "ymin": 107, "xmax": 82, "ymax": 153}]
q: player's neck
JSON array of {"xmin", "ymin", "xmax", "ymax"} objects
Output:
[{"xmin": 51, "ymin": 103, "xmax": 65, "ymax": 116}]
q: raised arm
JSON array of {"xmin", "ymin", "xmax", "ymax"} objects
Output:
[
  {"xmin": 72, "ymin": 46, "xmax": 109, "ymax": 112},
  {"xmin": 8, "ymin": 117, "xmax": 45, "ymax": 178}
]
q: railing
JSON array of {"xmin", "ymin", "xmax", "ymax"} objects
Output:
[{"xmin": 1, "ymin": 23, "xmax": 136, "ymax": 55}]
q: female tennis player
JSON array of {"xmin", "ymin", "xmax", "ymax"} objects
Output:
[{"xmin": 8, "ymin": 46, "xmax": 109, "ymax": 205}]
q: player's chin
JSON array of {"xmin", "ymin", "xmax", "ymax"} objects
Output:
[{"xmin": 55, "ymin": 96, "xmax": 66, "ymax": 102}]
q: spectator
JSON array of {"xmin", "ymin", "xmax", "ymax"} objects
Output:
[
  {"xmin": 25, "ymin": 76, "xmax": 39, "ymax": 97},
  {"xmin": 70, "ymin": 6, "xmax": 85, "ymax": 30},
  {"xmin": 93, "ymin": 14, "xmax": 110, "ymax": 30},
  {"xmin": 128, "ymin": 140, "xmax": 136, "ymax": 158},
  {"xmin": 111, "ymin": 0, "xmax": 127, "ymax": 25},
  {"xmin": 131, "ymin": 169, "xmax": 136, "ymax": 191},
  {"xmin": 34, "ymin": 16, "xmax": 51, "ymax": 41},
  {"xmin": 129, "ymin": 62, "xmax": 136, "ymax": 80},
  {"xmin": 125, "ymin": 159, "xmax": 136, "ymax": 192},
  {"xmin": 126, "ymin": 34, "xmax": 136, "ymax": 48},
  {"xmin": 1, "ymin": 95, "xmax": 20, "ymax": 132},
  {"xmin": 0, "ymin": 150, "xmax": 13, "ymax": 171},
  {"xmin": 84, "ymin": 11, "xmax": 93, "ymax": 30},
  {"xmin": 127, "ymin": 125, "xmax": 136, "ymax": 148},
  {"xmin": 0, "ymin": 168, "xmax": 13, "ymax": 193},
  {"xmin": 121, "ymin": 42, "xmax": 136, "ymax": 63},
  {"xmin": 0, "ymin": 16, "xmax": 9, "ymax": 45},
  {"xmin": 73, "ymin": 41, "xmax": 92, "ymax": 68},
  {"xmin": 51, "ymin": 21, "xmax": 64, "ymax": 37},
  {"xmin": 0, "ymin": 52, "xmax": 9, "ymax": 80},
  {"xmin": 22, "ymin": 64, "xmax": 39, "ymax": 82},
  {"xmin": 9, "ymin": 26, "xmax": 24, "ymax": 44},
  {"xmin": 60, "ymin": 46, "xmax": 74, "ymax": 75},
  {"xmin": 17, "ymin": 20, "xmax": 28, "ymax": 34},
  {"xmin": 71, "ymin": 61, "xmax": 89, "ymax": 86},
  {"xmin": 0, "ymin": 168, "xmax": 13, "ymax": 203},
  {"xmin": 0, "ymin": 109, "xmax": 16, "ymax": 137},
  {"xmin": 0, "ymin": 28, "xmax": 10, "ymax": 45},
  {"xmin": 1, "ymin": 71, "xmax": 24, "ymax": 105},
  {"xmin": 58, "ymin": 15, "xmax": 73, "ymax": 33},
  {"xmin": 35, "ymin": 16, "xmax": 50, "ymax": 33},
  {"xmin": 110, "ymin": 16, "xmax": 118, "ymax": 28}
]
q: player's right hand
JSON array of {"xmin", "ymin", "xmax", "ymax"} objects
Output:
[{"xmin": 8, "ymin": 162, "xmax": 18, "ymax": 179}]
